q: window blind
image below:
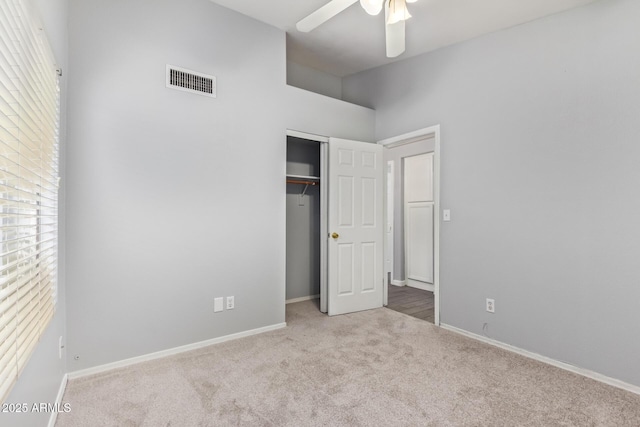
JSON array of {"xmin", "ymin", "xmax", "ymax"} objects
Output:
[{"xmin": 0, "ymin": 0, "xmax": 60, "ymax": 403}]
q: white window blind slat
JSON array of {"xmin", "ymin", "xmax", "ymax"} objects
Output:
[
  {"xmin": 0, "ymin": 0, "xmax": 59, "ymax": 404},
  {"xmin": 0, "ymin": 351, "xmax": 17, "ymax": 394},
  {"xmin": 0, "ymin": 249, "xmax": 54, "ymax": 282},
  {"xmin": 0, "ymin": 315, "xmax": 17, "ymax": 347},
  {"xmin": 0, "ymin": 278, "xmax": 17, "ymax": 299},
  {"xmin": 0, "ymin": 329, "xmax": 17, "ymax": 362}
]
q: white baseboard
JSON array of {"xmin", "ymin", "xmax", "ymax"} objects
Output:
[
  {"xmin": 440, "ymin": 323, "xmax": 640, "ymax": 396},
  {"xmin": 286, "ymin": 294, "xmax": 320, "ymax": 304},
  {"xmin": 391, "ymin": 280, "xmax": 406, "ymax": 287},
  {"xmin": 68, "ymin": 322, "xmax": 287, "ymax": 380},
  {"xmin": 407, "ymin": 279, "xmax": 434, "ymax": 292},
  {"xmin": 47, "ymin": 373, "xmax": 68, "ymax": 427}
]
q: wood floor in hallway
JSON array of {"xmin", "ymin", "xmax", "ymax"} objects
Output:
[{"xmin": 387, "ymin": 284, "xmax": 434, "ymax": 323}]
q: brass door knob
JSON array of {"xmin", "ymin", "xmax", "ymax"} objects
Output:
[{"xmin": 331, "ymin": 232, "xmax": 339, "ymax": 239}]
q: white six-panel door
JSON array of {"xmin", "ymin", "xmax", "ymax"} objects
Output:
[
  {"xmin": 328, "ymin": 138, "xmax": 384, "ymax": 316},
  {"xmin": 406, "ymin": 202, "xmax": 434, "ymax": 284},
  {"xmin": 404, "ymin": 153, "xmax": 434, "ymax": 290}
]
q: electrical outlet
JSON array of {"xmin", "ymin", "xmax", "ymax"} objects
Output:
[
  {"xmin": 486, "ymin": 298, "xmax": 495, "ymax": 313},
  {"xmin": 214, "ymin": 297, "xmax": 224, "ymax": 313},
  {"xmin": 226, "ymin": 296, "xmax": 235, "ymax": 310}
]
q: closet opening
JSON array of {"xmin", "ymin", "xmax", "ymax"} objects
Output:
[
  {"xmin": 285, "ymin": 132, "xmax": 327, "ymax": 313},
  {"xmin": 285, "ymin": 130, "xmax": 390, "ymax": 317}
]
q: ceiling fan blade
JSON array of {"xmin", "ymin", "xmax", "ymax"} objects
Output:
[
  {"xmin": 385, "ymin": 17, "xmax": 406, "ymax": 58},
  {"xmin": 296, "ymin": 0, "xmax": 359, "ymax": 33}
]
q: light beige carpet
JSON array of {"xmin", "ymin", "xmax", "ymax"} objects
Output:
[{"xmin": 56, "ymin": 301, "xmax": 640, "ymax": 426}]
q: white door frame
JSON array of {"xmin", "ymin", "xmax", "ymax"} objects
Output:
[
  {"xmin": 384, "ymin": 160, "xmax": 394, "ymax": 307},
  {"xmin": 378, "ymin": 125, "xmax": 441, "ymax": 326}
]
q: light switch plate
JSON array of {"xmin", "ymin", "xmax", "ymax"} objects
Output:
[
  {"xmin": 214, "ymin": 297, "xmax": 224, "ymax": 313},
  {"xmin": 443, "ymin": 209, "xmax": 451, "ymax": 221}
]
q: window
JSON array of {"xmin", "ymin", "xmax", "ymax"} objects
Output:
[{"xmin": 0, "ymin": 0, "xmax": 60, "ymax": 402}]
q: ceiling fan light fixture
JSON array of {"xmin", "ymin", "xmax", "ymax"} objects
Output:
[
  {"xmin": 359, "ymin": 0, "xmax": 384, "ymax": 16},
  {"xmin": 387, "ymin": 0, "xmax": 412, "ymax": 25}
]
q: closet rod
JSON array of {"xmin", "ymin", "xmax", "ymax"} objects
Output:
[
  {"xmin": 286, "ymin": 179, "xmax": 318, "ymax": 186},
  {"xmin": 287, "ymin": 179, "xmax": 318, "ymax": 197}
]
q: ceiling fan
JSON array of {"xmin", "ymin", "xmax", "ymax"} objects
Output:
[{"xmin": 296, "ymin": 0, "xmax": 417, "ymax": 58}]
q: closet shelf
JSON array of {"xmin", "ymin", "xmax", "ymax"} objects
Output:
[{"xmin": 286, "ymin": 174, "xmax": 320, "ymax": 181}]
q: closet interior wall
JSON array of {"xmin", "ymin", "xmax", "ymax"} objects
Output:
[{"xmin": 286, "ymin": 137, "xmax": 321, "ymax": 301}]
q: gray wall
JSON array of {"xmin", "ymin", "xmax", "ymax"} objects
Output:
[
  {"xmin": 384, "ymin": 139, "xmax": 435, "ymax": 282},
  {"xmin": 65, "ymin": 0, "xmax": 374, "ymax": 372},
  {"xmin": 287, "ymin": 61, "xmax": 343, "ymax": 100},
  {"xmin": 4, "ymin": 1, "xmax": 68, "ymax": 427},
  {"xmin": 344, "ymin": 0, "xmax": 640, "ymax": 387}
]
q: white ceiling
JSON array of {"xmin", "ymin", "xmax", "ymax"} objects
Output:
[{"xmin": 209, "ymin": 0, "xmax": 599, "ymax": 77}]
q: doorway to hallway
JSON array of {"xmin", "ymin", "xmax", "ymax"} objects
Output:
[
  {"xmin": 387, "ymin": 285, "xmax": 434, "ymax": 323},
  {"xmin": 380, "ymin": 125, "xmax": 441, "ymax": 325}
]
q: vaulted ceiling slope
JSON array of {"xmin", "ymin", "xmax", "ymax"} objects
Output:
[{"xmin": 209, "ymin": 0, "xmax": 599, "ymax": 77}]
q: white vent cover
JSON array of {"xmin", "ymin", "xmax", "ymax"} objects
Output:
[{"xmin": 166, "ymin": 64, "xmax": 216, "ymax": 98}]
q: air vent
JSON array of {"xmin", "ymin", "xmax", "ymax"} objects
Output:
[{"xmin": 166, "ymin": 65, "xmax": 216, "ymax": 98}]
